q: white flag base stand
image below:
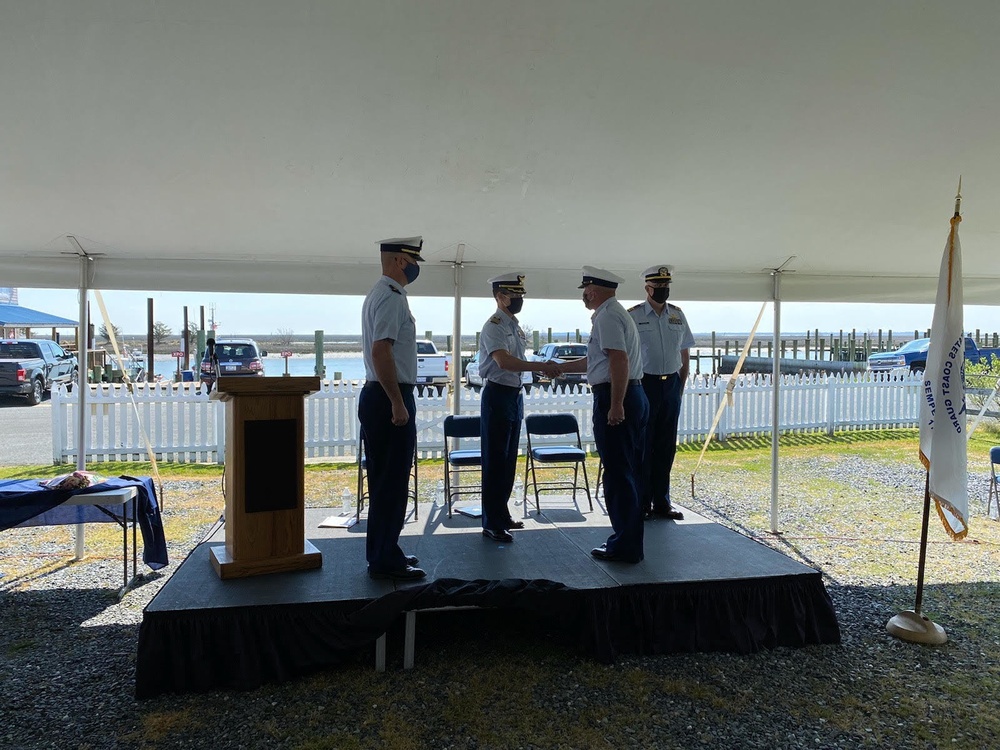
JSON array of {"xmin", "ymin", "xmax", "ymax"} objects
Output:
[{"xmin": 886, "ymin": 610, "xmax": 947, "ymax": 645}]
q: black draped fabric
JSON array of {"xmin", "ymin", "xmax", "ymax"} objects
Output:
[
  {"xmin": 136, "ymin": 573, "xmax": 839, "ymax": 698},
  {"xmin": 136, "ymin": 578, "xmax": 577, "ymax": 697},
  {"xmin": 1, "ymin": 476, "xmax": 168, "ymax": 569},
  {"xmin": 573, "ymin": 573, "xmax": 840, "ymax": 662}
]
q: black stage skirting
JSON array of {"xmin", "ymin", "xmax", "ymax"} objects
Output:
[{"xmin": 136, "ymin": 504, "xmax": 840, "ymax": 697}]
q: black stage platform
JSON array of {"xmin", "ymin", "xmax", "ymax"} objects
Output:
[{"xmin": 136, "ymin": 499, "xmax": 840, "ymax": 697}]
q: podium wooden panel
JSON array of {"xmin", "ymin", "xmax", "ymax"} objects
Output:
[{"xmin": 209, "ymin": 376, "xmax": 323, "ymax": 579}]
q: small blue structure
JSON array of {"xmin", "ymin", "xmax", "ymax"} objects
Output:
[{"xmin": 0, "ymin": 303, "xmax": 78, "ymax": 335}]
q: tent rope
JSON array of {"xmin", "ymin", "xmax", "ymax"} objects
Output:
[
  {"xmin": 93, "ymin": 291, "xmax": 164, "ymax": 506},
  {"xmin": 690, "ymin": 301, "xmax": 768, "ymax": 496}
]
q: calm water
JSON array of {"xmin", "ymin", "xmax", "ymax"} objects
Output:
[{"xmin": 151, "ymin": 354, "xmax": 367, "ymax": 381}]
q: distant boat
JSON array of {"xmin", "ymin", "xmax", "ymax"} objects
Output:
[{"xmin": 124, "ymin": 347, "xmax": 146, "ymax": 381}]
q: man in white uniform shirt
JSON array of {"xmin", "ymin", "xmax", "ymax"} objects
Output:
[
  {"xmin": 628, "ymin": 265, "xmax": 695, "ymax": 520},
  {"xmin": 557, "ymin": 267, "xmax": 649, "ymax": 563},
  {"xmin": 359, "ymin": 237, "xmax": 426, "ymax": 580},
  {"xmin": 478, "ymin": 273, "xmax": 560, "ymax": 543}
]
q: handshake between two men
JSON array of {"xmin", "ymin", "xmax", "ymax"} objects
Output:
[
  {"xmin": 535, "ymin": 354, "xmax": 587, "ymax": 381},
  {"xmin": 535, "ymin": 359, "xmax": 563, "ymax": 380}
]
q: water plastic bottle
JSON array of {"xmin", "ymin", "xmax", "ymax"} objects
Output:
[
  {"xmin": 513, "ymin": 478, "xmax": 524, "ymax": 506},
  {"xmin": 435, "ymin": 479, "xmax": 445, "ymax": 507},
  {"xmin": 341, "ymin": 487, "xmax": 352, "ymax": 514}
]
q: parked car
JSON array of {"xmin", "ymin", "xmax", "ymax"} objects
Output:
[
  {"xmin": 868, "ymin": 337, "xmax": 1000, "ymax": 373},
  {"xmin": 0, "ymin": 338, "xmax": 78, "ymax": 405},
  {"xmin": 463, "ymin": 350, "xmax": 532, "ymax": 392},
  {"xmin": 200, "ymin": 338, "xmax": 267, "ymax": 390},
  {"xmin": 416, "ymin": 340, "xmax": 450, "ymax": 395},
  {"xmin": 530, "ymin": 342, "xmax": 589, "ymax": 387}
]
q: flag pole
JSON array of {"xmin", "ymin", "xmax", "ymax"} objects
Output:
[
  {"xmin": 913, "ymin": 471, "xmax": 932, "ymax": 616},
  {"xmin": 886, "ymin": 182, "xmax": 963, "ymax": 646},
  {"xmin": 887, "ymin": 469, "xmax": 945, "ymax": 643},
  {"xmin": 910, "ymin": 181, "xmax": 964, "ymax": 619}
]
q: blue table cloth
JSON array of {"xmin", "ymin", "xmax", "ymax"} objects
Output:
[{"xmin": 0, "ymin": 476, "xmax": 168, "ymax": 570}]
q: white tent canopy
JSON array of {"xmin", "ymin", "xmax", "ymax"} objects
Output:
[{"xmin": 2, "ymin": 0, "xmax": 999, "ymax": 303}]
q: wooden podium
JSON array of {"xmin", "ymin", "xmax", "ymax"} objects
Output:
[{"xmin": 209, "ymin": 376, "xmax": 323, "ymax": 579}]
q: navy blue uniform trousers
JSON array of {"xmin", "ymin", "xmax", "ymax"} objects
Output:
[
  {"xmin": 480, "ymin": 382, "xmax": 523, "ymax": 532},
  {"xmin": 640, "ymin": 373, "xmax": 683, "ymax": 513},
  {"xmin": 592, "ymin": 382, "xmax": 649, "ymax": 562},
  {"xmin": 358, "ymin": 382, "xmax": 416, "ymax": 573}
]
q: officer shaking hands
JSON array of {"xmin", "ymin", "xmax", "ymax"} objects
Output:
[
  {"xmin": 358, "ymin": 236, "xmax": 426, "ymax": 581},
  {"xmin": 628, "ymin": 265, "xmax": 695, "ymax": 521},
  {"xmin": 557, "ymin": 266, "xmax": 649, "ymax": 563},
  {"xmin": 478, "ymin": 273, "xmax": 561, "ymax": 543}
]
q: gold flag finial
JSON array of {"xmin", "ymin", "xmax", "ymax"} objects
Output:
[{"xmin": 954, "ymin": 176, "xmax": 962, "ymax": 217}]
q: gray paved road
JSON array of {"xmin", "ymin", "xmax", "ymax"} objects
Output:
[{"xmin": 0, "ymin": 396, "xmax": 54, "ymax": 466}]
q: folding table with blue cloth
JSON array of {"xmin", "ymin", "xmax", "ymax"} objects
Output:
[{"xmin": 0, "ymin": 476, "xmax": 168, "ymax": 593}]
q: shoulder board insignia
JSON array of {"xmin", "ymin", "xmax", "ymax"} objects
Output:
[
  {"xmin": 627, "ymin": 303, "xmax": 642, "ymax": 312},
  {"xmin": 667, "ymin": 303, "xmax": 681, "ymax": 312},
  {"xmin": 388, "ymin": 284, "xmax": 401, "ymax": 295},
  {"xmin": 489, "ymin": 315, "xmax": 501, "ymax": 324}
]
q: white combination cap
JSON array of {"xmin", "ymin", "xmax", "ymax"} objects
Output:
[
  {"xmin": 488, "ymin": 272, "xmax": 526, "ymax": 294},
  {"xmin": 379, "ymin": 236, "xmax": 424, "ymax": 261},
  {"xmin": 642, "ymin": 265, "xmax": 673, "ymax": 283},
  {"xmin": 579, "ymin": 265, "xmax": 624, "ymax": 289}
]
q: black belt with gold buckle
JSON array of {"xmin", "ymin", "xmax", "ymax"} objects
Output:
[{"xmin": 643, "ymin": 373, "xmax": 675, "ymax": 381}]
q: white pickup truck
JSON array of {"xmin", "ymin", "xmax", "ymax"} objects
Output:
[{"xmin": 415, "ymin": 340, "xmax": 451, "ymax": 395}]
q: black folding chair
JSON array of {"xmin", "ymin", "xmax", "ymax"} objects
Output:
[
  {"xmin": 443, "ymin": 414, "xmax": 483, "ymax": 517},
  {"xmin": 523, "ymin": 413, "xmax": 592, "ymax": 513}
]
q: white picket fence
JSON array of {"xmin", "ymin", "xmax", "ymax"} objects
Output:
[{"xmin": 50, "ymin": 372, "xmax": 925, "ymax": 465}]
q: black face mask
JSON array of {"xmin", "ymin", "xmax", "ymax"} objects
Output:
[
  {"xmin": 402, "ymin": 260, "xmax": 420, "ymax": 284},
  {"xmin": 506, "ymin": 297, "xmax": 523, "ymax": 315},
  {"xmin": 650, "ymin": 287, "xmax": 669, "ymax": 304}
]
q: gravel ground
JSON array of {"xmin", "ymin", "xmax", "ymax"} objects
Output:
[{"xmin": 2, "ymin": 448, "xmax": 999, "ymax": 750}]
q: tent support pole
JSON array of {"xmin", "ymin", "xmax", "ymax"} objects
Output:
[
  {"xmin": 71, "ymin": 238, "xmax": 92, "ymax": 559},
  {"xmin": 770, "ymin": 270, "xmax": 781, "ymax": 534},
  {"xmin": 449, "ymin": 244, "xmax": 466, "ymax": 416}
]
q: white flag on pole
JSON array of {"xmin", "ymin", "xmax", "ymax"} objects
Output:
[{"xmin": 918, "ymin": 212, "xmax": 968, "ymax": 540}]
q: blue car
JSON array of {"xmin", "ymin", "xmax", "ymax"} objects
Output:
[
  {"xmin": 868, "ymin": 336, "xmax": 1000, "ymax": 373},
  {"xmin": 867, "ymin": 338, "xmax": 931, "ymax": 373}
]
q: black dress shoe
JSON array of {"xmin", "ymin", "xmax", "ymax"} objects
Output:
[
  {"xmin": 506, "ymin": 520, "xmax": 525, "ymax": 530},
  {"xmin": 404, "ymin": 554, "xmax": 420, "ymax": 566},
  {"xmin": 652, "ymin": 508, "xmax": 684, "ymax": 520},
  {"xmin": 483, "ymin": 528, "xmax": 514, "ymax": 543},
  {"xmin": 591, "ymin": 546, "xmax": 642, "ymax": 564},
  {"xmin": 369, "ymin": 565, "xmax": 427, "ymax": 581}
]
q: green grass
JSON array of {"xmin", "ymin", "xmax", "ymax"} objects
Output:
[{"xmin": 0, "ymin": 461, "xmax": 224, "ymax": 480}]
